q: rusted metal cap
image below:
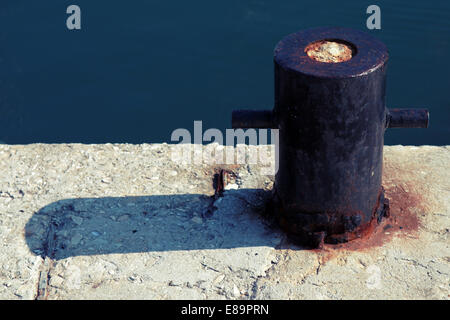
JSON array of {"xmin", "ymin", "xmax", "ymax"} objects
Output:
[
  {"xmin": 274, "ymin": 27, "xmax": 388, "ymax": 78},
  {"xmin": 305, "ymin": 40, "xmax": 354, "ymax": 63}
]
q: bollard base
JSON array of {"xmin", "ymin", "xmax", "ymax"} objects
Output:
[{"xmin": 268, "ymin": 188, "xmax": 390, "ymax": 249}]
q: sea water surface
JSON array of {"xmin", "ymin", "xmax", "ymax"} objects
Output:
[{"xmin": 0, "ymin": 1, "xmax": 449, "ymax": 145}]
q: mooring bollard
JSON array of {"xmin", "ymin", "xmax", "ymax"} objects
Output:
[{"xmin": 232, "ymin": 27, "xmax": 429, "ymax": 248}]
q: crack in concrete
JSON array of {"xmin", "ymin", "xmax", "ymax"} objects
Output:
[
  {"xmin": 35, "ymin": 217, "xmax": 60, "ymax": 300},
  {"xmin": 316, "ymin": 258, "xmax": 323, "ymax": 275},
  {"xmin": 249, "ymin": 248, "xmax": 290, "ymax": 299}
]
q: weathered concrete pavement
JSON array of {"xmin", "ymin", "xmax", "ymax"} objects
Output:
[{"xmin": 0, "ymin": 144, "xmax": 448, "ymax": 299}]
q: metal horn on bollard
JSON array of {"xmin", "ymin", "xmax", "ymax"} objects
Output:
[{"xmin": 231, "ymin": 27, "xmax": 429, "ymax": 248}]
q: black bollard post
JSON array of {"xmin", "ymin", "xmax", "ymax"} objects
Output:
[{"xmin": 231, "ymin": 27, "xmax": 429, "ymax": 248}]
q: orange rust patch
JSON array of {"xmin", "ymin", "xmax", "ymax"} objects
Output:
[
  {"xmin": 312, "ymin": 182, "xmax": 424, "ymax": 262},
  {"xmin": 384, "ymin": 184, "xmax": 422, "ymax": 233},
  {"xmin": 305, "ymin": 40, "xmax": 353, "ymax": 63}
]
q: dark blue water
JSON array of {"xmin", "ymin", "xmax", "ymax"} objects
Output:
[{"xmin": 1, "ymin": 1, "xmax": 449, "ymax": 145}]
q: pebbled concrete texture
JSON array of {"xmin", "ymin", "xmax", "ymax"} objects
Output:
[{"xmin": 0, "ymin": 143, "xmax": 448, "ymax": 300}]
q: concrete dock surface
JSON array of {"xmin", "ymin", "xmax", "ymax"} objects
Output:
[{"xmin": 0, "ymin": 143, "xmax": 448, "ymax": 299}]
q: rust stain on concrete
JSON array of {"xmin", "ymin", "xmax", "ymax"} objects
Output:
[{"xmin": 313, "ymin": 181, "xmax": 426, "ymax": 264}]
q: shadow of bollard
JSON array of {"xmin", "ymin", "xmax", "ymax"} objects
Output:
[{"xmin": 25, "ymin": 189, "xmax": 287, "ymax": 260}]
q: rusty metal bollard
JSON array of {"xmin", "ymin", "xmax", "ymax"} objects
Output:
[{"xmin": 231, "ymin": 27, "xmax": 429, "ymax": 248}]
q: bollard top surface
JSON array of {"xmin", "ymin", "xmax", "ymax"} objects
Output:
[{"xmin": 274, "ymin": 27, "xmax": 388, "ymax": 79}]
